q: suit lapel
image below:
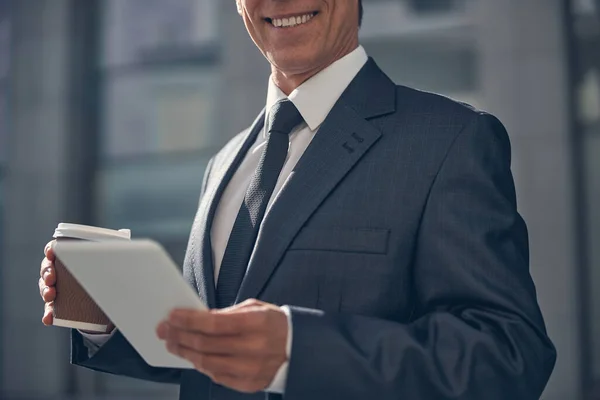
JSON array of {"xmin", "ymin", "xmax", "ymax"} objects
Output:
[
  {"xmin": 191, "ymin": 111, "xmax": 265, "ymax": 308},
  {"xmin": 236, "ymin": 59, "xmax": 397, "ymax": 302}
]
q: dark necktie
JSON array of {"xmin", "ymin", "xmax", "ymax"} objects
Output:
[{"xmin": 216, "ymin": 99, "xmax": 303, "ymax": 308}]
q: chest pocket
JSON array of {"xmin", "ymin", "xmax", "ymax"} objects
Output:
[
  {"xmin": 284, "ymin": 227, "xmax": 392, "ymax": 313},
  {"xmin": 288, "ymin": 227, "xmax": 390, "ymax": 254}
]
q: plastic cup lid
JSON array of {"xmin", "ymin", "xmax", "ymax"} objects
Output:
[{"xmin": 53, "ymin": 223, "xmax": 131, "ymax": 241}]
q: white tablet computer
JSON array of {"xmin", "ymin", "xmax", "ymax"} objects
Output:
[{"xmin": 53, "ymin": 239, "xmax": 207, "ymax": 369}]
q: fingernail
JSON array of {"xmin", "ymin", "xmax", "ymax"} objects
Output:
[{"xmin": 43, "ymin": 287, "xmax": 49, "ymax": 296}]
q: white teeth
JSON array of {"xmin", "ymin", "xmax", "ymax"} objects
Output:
[{"xmin": 271, "ymin": 13, "xmax": 314, "ymax": 28}]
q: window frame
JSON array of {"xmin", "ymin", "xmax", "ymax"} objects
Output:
[{"xmin": 567, "ymin": 0, "xmax": 600, "ymax": 397}]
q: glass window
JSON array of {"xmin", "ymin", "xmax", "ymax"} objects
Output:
[
  {"xmin": 0, "ymin": 176, "xmax": 3, "ymax": 263},
  {"xmin": 361, "ymin": 0, "xmax": 478, "ymax": 106},
  {"xmin": 102, "ymin": 66, "xmax": 219, "ymax": 158},
  {"xmin": 0, "ymin": 1, "xmax": 9, "ymax": 164},
  {"xmin": 578, "ymin": 69, "xmax": 600, "ymax": 126},
  {"xmin": 0, "ymin": 87, "xmax": 6, "ymax": 164},
  {"xmin": 586, "ymin": 134, "xmax": 600, "ymax": 379},
  {"xmin": 572, "ymin": 0, "xmax": 599, "ymax": 15},
  {"xmin": 96, "ymin": 154, "xmax": 213, "ymax": 265},
  {"xmin": 583, "ymin": 73, "xmax": 600, "ymax": 383},
  {"xmin": 571, "ymin": 0, "xmax": 600, "ymax": 395},
  {"xmin": 102, "ymin": 0, "xmax": 218, "ymax": 68},
  {"xmin": 97, "ymin": 0, "xmax": 219, "ymax": 254},
  {"xmin": 0, "ymin": 0, "xmax": 9, "ymax": 388},
  {"xmin": 404, "ymin": 0, "xmax": 467, "ymax": 14},
  {"xmin": 96, "ymin": 1, "xmax": 219, "ymax": 395},
  {"xmin": 0, "ymin": 0, "xmax": 9, "ymax": 80}
]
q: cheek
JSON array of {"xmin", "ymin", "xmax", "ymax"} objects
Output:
[{"xmin": 243, "ymin": 15, "xmax": 265, "ymax": 47}]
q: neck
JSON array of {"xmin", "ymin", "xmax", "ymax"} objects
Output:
[{"xmin": 271, "ymin": 39, "xmax": 360, "ymax": 95}]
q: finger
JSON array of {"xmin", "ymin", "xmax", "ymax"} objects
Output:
[
  {"xmin": 166, "ymin": 328, "xmax": 270, "ymax": 357},
  {"xmin": 42, "ymin": 301, "xmax": 54, "ymax": 325},
  {"xmin": 38, "ymin": 278, "xmax": 56, "ymax": 302},
  {"xmin": 168, "ymin": 310, "xmax": 244, "ymax": 335},
  {"xmin": 43, "ymin": 286, "xmax": 56, "ymax": 302},
  {"xmin": 44, "ymin": 241, "xmax": 56, "ymax": 261},
  {"xmin": 41, "ymin": 261, "xmax": 56, "ymax": 286},
  {"xmin": 164, "ymin": 340, "xmax": 276, "ymax": 393},
  {"xmin": 169, "ymin": 345, "xmax": 250, "ymax": 379},
  {"xmin": 40, "ymin": 256, "xmax": 55, "ymax": 277}
]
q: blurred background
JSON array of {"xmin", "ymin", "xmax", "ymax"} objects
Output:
[{"xmin": 0, "ymin": 0, "xmax": 598, "ymax": 399}]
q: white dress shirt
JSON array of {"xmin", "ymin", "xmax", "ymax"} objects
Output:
[{"xmin": 81, "ymin": 45, "xmax": 369, "ymax": 394}]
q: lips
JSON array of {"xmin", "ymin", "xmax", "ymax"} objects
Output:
[{"xmin": 265, "ymin": 12, "xmax": 318, "ymax": 28}]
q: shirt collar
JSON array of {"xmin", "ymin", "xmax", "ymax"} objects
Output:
[{"xmin": 265, "ymin": 45, "xmax": 368, "ymax": 133}]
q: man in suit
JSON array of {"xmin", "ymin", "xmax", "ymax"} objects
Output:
[{"xmin": 39, "ymin": 0, "xmax": 556, "ymax": 398}]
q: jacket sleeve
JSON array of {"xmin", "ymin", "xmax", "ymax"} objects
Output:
[
  {"xmin": 71, "ymin": 329, "xmax": 182, "ymax": 384},
  {"xmin": 70, "ymin": 156, "xmax": 217, "ymax": 384},
  {"xmin": 282, "ymin": 113, "xmax": 556, "ymax": 400}
]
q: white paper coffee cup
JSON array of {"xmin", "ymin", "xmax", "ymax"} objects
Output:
[{"xmin": 52, "ymin": 223, "xmax": 131, "ymax": 332}]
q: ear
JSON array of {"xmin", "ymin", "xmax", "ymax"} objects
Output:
[{"xmin": 236, "ymin": 0, "xmax": 243, "ymax": 16}]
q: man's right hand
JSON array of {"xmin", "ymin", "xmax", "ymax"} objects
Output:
[
  {"xmin": 39, "ymin": 240, "xmax": 115, "ymax": 334},
  {"xmin": 39, "ymin": 240, "xmax": 57, "ymax": 326}
]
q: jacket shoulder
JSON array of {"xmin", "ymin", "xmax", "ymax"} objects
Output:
[
  {"xmin": 393, "ymin": 84, "xmax": 498, "ymax": 124},
  {"xmin": 381, "ymin": 85, "xmax": 512, "ymax": 168}
]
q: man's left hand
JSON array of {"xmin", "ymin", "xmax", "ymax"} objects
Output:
[{"xmin": 157, "ymin": 299, "xmax": 288, "ymax": 393}]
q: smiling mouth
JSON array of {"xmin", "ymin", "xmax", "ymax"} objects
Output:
[{"xmin": 265, "ymin": 12, "xmax": 318, "ymax": 28}]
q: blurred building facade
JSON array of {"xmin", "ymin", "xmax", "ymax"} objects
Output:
[{"xmin": 0, "ymin": 0, "xmax": 599, "ymax": 399}]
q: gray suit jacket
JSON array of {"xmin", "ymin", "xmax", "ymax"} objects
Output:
[{"xmin": 72, "ymin": 58, "xmax": 556, "ymax": 400}]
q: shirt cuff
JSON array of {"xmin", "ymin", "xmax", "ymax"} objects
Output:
[{"xmin": 264, "ymin": 305, "xmax": 293, "ymax": 394}]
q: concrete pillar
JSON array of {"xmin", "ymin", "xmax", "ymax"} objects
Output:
[
  {"xmin": 475, "ymin": 1, "xmax": 580, "ymax": 399},
  {"xmin": 1, "ymin": 0, "xmax": 74, "ymax": 397},
  {"xmin": 1, "ymin": 0, "xmax": 105, "ymax": 397}
]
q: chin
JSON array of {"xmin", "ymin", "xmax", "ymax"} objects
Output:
[{"xmin": 268, "ymin": 51, "xmax": 323, "ymax": 76}]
